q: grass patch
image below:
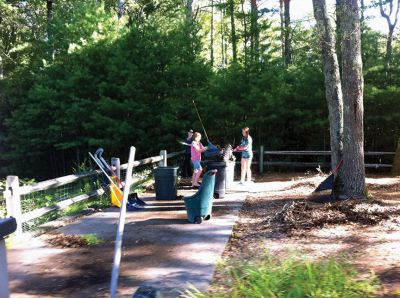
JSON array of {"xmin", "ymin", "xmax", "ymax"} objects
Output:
[{"xmin": 184, "ymin": 255, "xmax": 379, "ymax": 298}]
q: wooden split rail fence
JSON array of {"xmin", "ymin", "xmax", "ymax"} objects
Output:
[
  {"xmin": 2, "ymin": 147, "xmax": 395, "ymax": 235},
  {"xmin": 2, "ymin": 150, "xmax": 183, "ymax": 236}
]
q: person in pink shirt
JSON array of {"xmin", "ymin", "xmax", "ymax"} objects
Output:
[{"xmin": 191, "ymin": 132, "xmax": 207, "ymax": 188}]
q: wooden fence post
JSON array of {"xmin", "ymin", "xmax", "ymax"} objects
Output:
[
  {"xmin": 259, "ymin": 145, "xmax": 264, "ymax": 174},
  {"xmin": 159, "ymin": 150, "xmax": 167, "ymax": 167},
  {"xmin": 5, "ymin": 176, "xmax": 23, "ymax": 236}
]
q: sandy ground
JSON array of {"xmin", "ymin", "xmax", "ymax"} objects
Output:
[{"xmin": 210, "ymin": 172, "xmax": 400, "ymax": 298}]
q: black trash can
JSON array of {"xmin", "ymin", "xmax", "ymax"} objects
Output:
[
  {"xmin": 204, "ymin": 161, "xmax": 226, "ymax": 198},
  {"xmin": 153, "ymin": 166, "xmax": 179, "ymax": 200}
]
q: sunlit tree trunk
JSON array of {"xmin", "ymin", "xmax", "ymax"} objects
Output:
[
  {"xmin": 221, "ymin": 5, "xmax": 226, "ymax": 67},
  {"xmin": 250, "ymin": 0, "xmax": 259, "ymax": 62},
  {"xmin": 229, "ymin": 0, "xmax": 237, "ymax": 63},
  {"xmin": 283, "ymin": 0, "xmax": 292, "ymax": 65},
  {"xmin": 312, "ymin": 0, "xmax": 344, "ymax": 182},
  {"xmin": 211, "ymin": 0, "xmax": 214, "ymax": 66},
  {"xmin": 280, "ymin": 0, "xmax": 285, "ymax": 64},
  {"xmin": 241, "ymin": 0, "xmax": 248, "ymax": 66},
  {"xmin": 118, "ymin": 0, "xmax": 124, "ymax": 19},
  {"xmin": 339, "ymin": 0, "xmax": 366, "ymax": 198},
  {"xmin": 46, "ymin": 0, "xmax": 54, "ymax": 59}
]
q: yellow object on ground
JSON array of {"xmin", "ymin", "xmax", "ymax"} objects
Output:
[{"xmin": 110, "ymin": 176, "xmax": 123, "ymax": 208}]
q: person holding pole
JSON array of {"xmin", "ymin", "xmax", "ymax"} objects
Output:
[
  {"xmin": 191, "ymin": 132, "xmax": 207, "ymax": 188},
  {"xmin": 234, "ymin": 127, "xmax": 253, "ymax": 184},
  {"xmin": 181, "ymin": 129, "xmax": 193, "ymax": 178}
]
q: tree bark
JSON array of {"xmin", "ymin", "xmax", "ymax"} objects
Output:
[
  {"xmin": 312, "ymin": 0, "xmax": 344, "ymax": 176},
  {"xmin": 211, "ymin": 0, "xmax": 214, "ymax": 66},
  {"xmin": 221, "ymin": 5, "xmax": 226, "ymax": 67},
  {"xmin": 279, "ymin": 0, "xmax": 285, "ymax": 64},
  {"xmin": 283, "ymin": 0, "xmax": 292, "ymax": 66},
  {"xmin": 228, "ymin": 0, "xmax": 237, "ymax": 63},
  {"xmin": 250, "ymin": 0, "xmax": 259, "ymax": 62},
  {"xmin": 118, "ymin": 0, "xmax": 124, "ymax": 19},
  {"xmin": 241, "ymin": 0, "xmax": 248, "ymax": 66},
  {"xmin": 339, "ymin": 0, "xmax": 366, "ymax": 198},
  {"xmin": 46, "ymin": 0, "xmax": 54, "ymax": 59}
]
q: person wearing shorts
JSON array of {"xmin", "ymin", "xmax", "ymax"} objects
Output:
[
  {"xmin": 191, "ymin": 132, "xmax": 207, "ymax": 188},
  {"xmin": 234, "ymin": 127, "xmax": 253, "ymax": 184}
]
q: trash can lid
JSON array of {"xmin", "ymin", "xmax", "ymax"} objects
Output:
[{"xmin": 0, "ymin": 217, "xmax": 17, "ymax": 239}]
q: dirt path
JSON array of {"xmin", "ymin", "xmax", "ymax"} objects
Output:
[{"xmin": 210, "ymin": 173, "xmax": 400, "ymax": 297}]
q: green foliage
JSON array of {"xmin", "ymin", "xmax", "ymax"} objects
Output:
[
  {"xmin": 184, "ymin": 255, "xmax": 379, "ymax": 298},
  {"xmin": 1, "ymin": 0, "xmax": 399, "ymax": 180},
  {"xmin": 80, "ymin": 233, "xmax": 103, "ymax": 246}
]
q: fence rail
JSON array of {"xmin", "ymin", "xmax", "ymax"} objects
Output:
[
  {"xmin": 255, "ymin": 149, "xmax": 395, "ymax": 173},
  {"xmin": 3, "ymin": 149, "xmax": 184, "ymax": 235}
]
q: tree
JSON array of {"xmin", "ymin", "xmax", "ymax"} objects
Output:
[
  {"xmin": 393, "ymin": 138, "xmax": 400, "ymax": 175},
  {"xmin": 283, "ymin": 0, "xmax": 292, "ymax": 65},
  {"xmin": 378, "ymin": 0, "xmax": 400, "ymax": 72},
  {"xmin": 228, "ymin": 0, "xmax": 237, "ymax": 63},
  {"xmin": 312, "ymin": 0, "xmax": 344, "ymax": 177},
  {"xmin": 250, "ymin": 0, "xmax": 259, "ymax": 62},
  {"xmin": 339, "ymin": 0, "xmax": 366, "ymax": 198}
]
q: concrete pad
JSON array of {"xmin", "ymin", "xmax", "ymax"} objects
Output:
[{"xmin": 8, "ymin": 190, "xmax": 247, "ymax": 298}]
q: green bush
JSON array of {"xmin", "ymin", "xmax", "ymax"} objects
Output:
[{"xmin": 185, "ymin": 255, "xmax": 379, "ymax": 298}]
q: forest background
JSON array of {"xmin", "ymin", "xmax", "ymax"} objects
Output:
[{"xmin": 0, "ymin": 0, "xmax": 399, "ymax": 180}]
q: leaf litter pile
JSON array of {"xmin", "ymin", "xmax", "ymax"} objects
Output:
[
  {"xmin": 269, "ymin": 199, "xmax": 400, "ymax": 233},
  {"xmin": 47, "ymin": 234, "xmax": 92, "ymax": 248}
]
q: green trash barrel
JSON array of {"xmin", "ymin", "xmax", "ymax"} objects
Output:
[{"xmin": 153, "ymin": 166, "xmax": 179, "ymax": 200}]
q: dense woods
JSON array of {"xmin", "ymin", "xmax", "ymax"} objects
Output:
[{"xmin": 0, "ymin": 0, "xmax": 399, "ymax": 181}]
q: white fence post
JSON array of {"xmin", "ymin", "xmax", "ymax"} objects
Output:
[
  {"xmin": 159, "ymin": 150, "xmax": 167, "ymax": 167},
  {"xmin": 259, "ymin": 145, "xmax": 264, "ymax": 174},
  {"xmin": 5, "ymin": 176, "xmax": 23, "ymax": 236}
]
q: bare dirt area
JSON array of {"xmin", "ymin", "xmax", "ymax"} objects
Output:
[{"xmin": 210, "ymin": 172, "xmax": 400, "ymax": 298}]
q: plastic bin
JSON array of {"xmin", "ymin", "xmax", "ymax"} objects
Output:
[
  {"xmin": 184, "ymin": 170, "xmax": 217, "ymax": 223},
  {"xmin": 153, "ymin": 166, "xmax": 179, "ymax": 200},
  {"xmin": 225, "ymin": 161, "xmax": 235, "ymax": 189},
  {"xmin": 204, "ymin": 161, "xmax": 226, "ymax": 198}
]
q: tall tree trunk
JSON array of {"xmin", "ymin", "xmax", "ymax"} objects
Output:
[
  {"xmin": 186, "ymin": 0, "xmax": 193, "ymax": 24},
  {"xmin": 211, "ymin": 0, "xmax": 214, "ymax": 66},
  {"xmin": 279, "ymin": 0, "xmax": 285, "ymax": 64},
  {"xmin": 339, "ymin": 0, "xmax": 366, "ymax": 198},
  {"xmin": 336, "ymin": 0, "xmax": 343, "ymax": 72},
  {"xmin": 283, "ymin": 0, "xmax": 292, "ymax": 66},
  {"xmin": 250, "ymin": 0, "xmax": 259, "ymax": 62},
  {"xmin": 229, "ymin": 0, "xmax": 237, "ymax": 63},
  {"xmin": 118, "ymin": 0, "xmax": 124, "ymax": 19},
  {"xmin": 312, "ymin": 0, "xmax": 344, "ymax": 176},
  {"xmin": 221, "ymin": 6, "xmax": 226, "ymax": 67},
  {"xmin": 241, "ymin": 0, "xmax": 248, "ymax": 67},
  {"xmin": 378, "ymin": 0, "xmax": 400, "ymax": 73},
  {"xmin": 46, "ymin": 0, "xmax": 54, "ymax": 60}
]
